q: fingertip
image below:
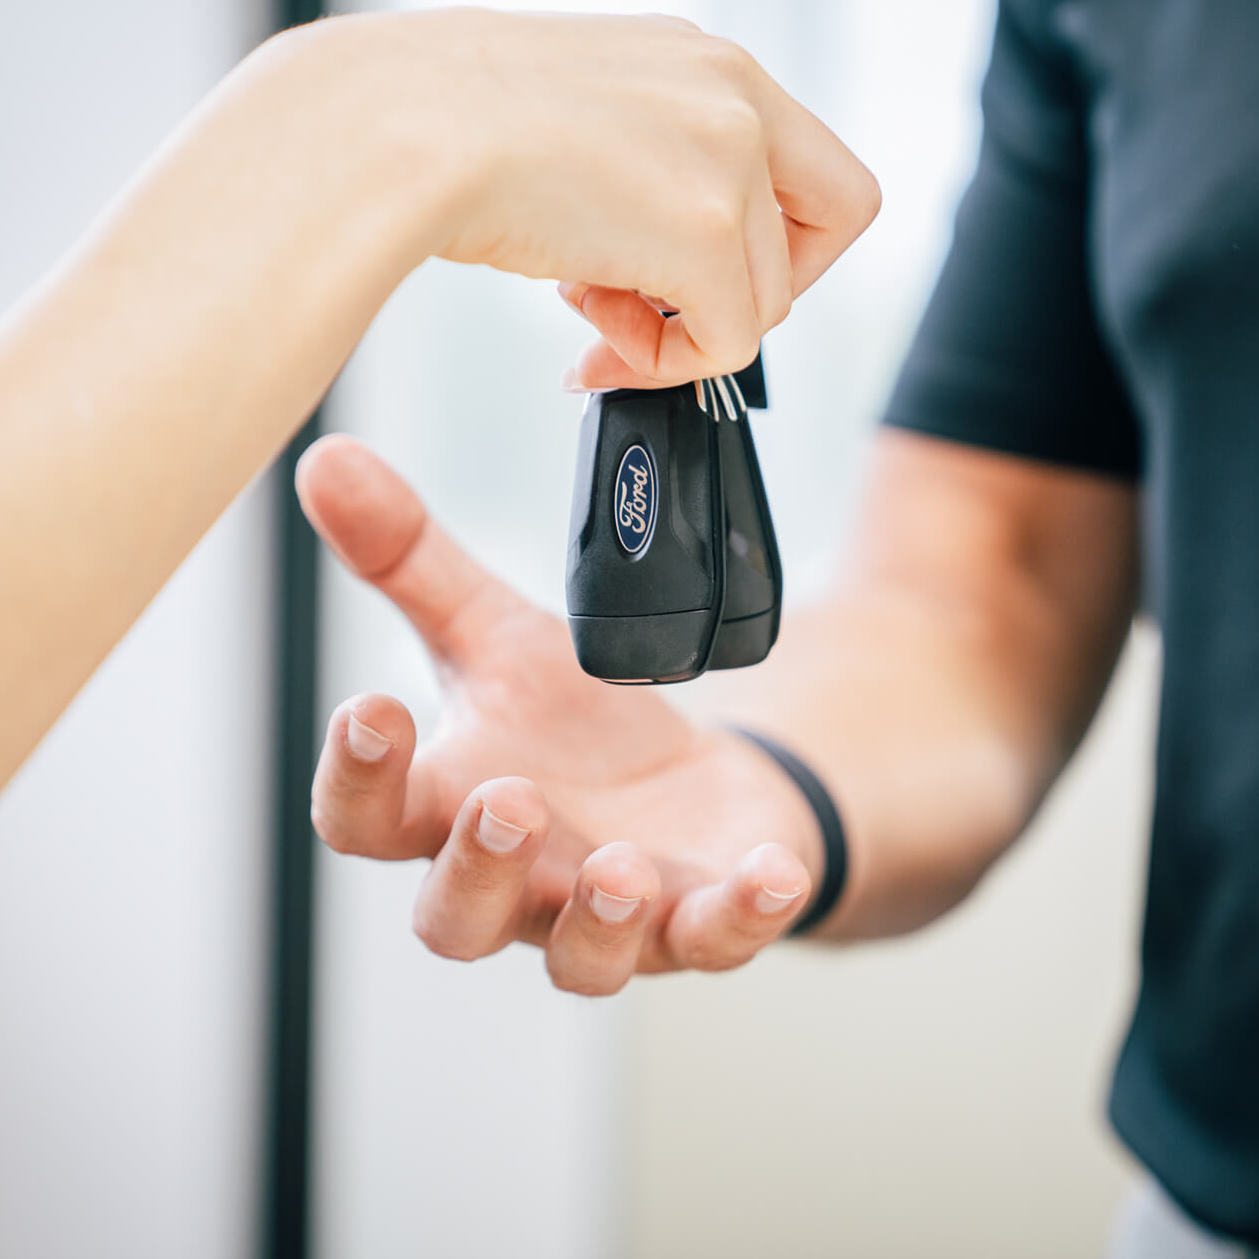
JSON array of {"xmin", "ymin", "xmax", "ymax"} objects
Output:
[
  {"xmin": 568, "ymin": 287, "xmax": 704, "ymax": 388},
  {"xmin": 295, "ymin": 438, "xmax": 427, "ymax": 580},
  {"xmin": 411, "ymin": 778, "xmax": 547, "ymax": 962},
  {"xmin": 572, "ymin": 338, "xmax": 671, "ymax": 392},
  {"xmin": 557, "ymin": 280, "xmax": 589, "ymax": 313},
  {"xmin": 581, "ymin": 841, "xmax": 661, "ymax": 904},
  {"xmin": 312, "ymin": 693, "xmax": 422, "ymax": 858},
  {"xmin": 736, "ymin": 842, "xmax": 810, "ymax": 918},
  {"xmin": 546, "ymin": 843, "xmax": 656, "ymax": 994},
  {"xmin": 295, "ymin": 432, "xmax": 361, "ymax": 508},
  {"xmin": 297, "ymin": 432, "xmax": 386, "ymax": 505},
  {"xmin": 335, "ymin": 693, "xmax": 416, "ymax": 766},
  {"xmin": 475, "ymin": 776, "xmax": 550, "ymax": 842},
  {"xmin": 740, "ymin": 841, "xmax": 811, "ymax": 892},
  {"xmin": 663, "ymin": 843, "xmax": 809, "ymax": 971},
  {"xmin": 570, "ymin": 339, "xmax": 628, "ymax": 390}
]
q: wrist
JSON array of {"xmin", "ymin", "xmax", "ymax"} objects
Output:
[
  {"xmin": 248, "ymin": 13, "xmax": 488, "ymax": 277},
  {"xmin": 712, "ymin": 728, "xmax": 828, "ymax": 899},
  {"xmin": 729, "ymin": 729, "xmax": 849, "ymax": 935}
]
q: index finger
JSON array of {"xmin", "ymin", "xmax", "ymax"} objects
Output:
[{"xmin": 755, "ymin": 75, "xmax": 881, "ymax": 294}]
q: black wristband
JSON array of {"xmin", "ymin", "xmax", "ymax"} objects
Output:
[{"xmin": 734, "ymin": 729, "xmax": 848, "ymax": 936}]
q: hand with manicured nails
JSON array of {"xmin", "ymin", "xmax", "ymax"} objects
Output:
[{"xmin": 297, "ymin": 435, "xmax": 824, "ymax": 994}]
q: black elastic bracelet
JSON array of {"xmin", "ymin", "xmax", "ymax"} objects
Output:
[{"xmin": 734, "ymin": 729, "xmax": 848, "ymax": 936}]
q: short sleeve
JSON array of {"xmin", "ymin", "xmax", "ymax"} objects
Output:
[{"xmin": 881, "ymin": 0, "xmax": 1143, "ymax": 479}]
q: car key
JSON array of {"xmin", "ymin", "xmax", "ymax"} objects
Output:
[
  {"xmin": 565, "ymin": 378, "xmax": 726, "ymax": 683},
  {"xmin": 565, "ymin": 355, "xmax": 781, "ymax": 683},
  {"xmin": 705, "ymin": 372, "xmax": 782, "ymax": 670}
]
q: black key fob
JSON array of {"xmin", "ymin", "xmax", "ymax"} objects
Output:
[
  {"xmin": 705, "ymin": 375, "xmax": 782, "ymax": 670},
  {"xmin": 565, "ymin": 381, "xmax": 725, "ymax": 683}
]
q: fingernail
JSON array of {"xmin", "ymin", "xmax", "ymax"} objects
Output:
[
  {"xmin": 755, "ymin": 886, "xmax": 804, "ymax": 916},
  {"xmin": 590, "ymin": 886, "xmax": 645, "ymax": 924},
  {"xmin": 346, "ymin": 715, "xmax": 392, "ymax": 763},
  {"xmin": 478, "ymin": 806, "xmax": 531, "ymax": 854}
]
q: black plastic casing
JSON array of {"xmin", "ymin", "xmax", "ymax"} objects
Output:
[
  {"xmin": 707, "ymin": 404, "xmax": 782, "ymax": 670},
  {"xmin": 566, "ymin": 384, "xmax": 726, "ymax": 683}
]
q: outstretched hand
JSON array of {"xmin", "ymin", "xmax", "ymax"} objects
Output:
[{"xmin": 296, "ymin": 435, "xmax": 822, "ymax": 994}]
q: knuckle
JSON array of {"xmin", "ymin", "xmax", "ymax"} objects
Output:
[
  {"xmin": 645, "ymin": 11, "xmax": 701, "ymax": 32},
  {"xmin": 250, "ymin": 23, "xmax": 312, "ymax": 70},
  {"xmin": 764, "ymin": 287, "xmax": 792, "ymax": 331},
  {"xmin": 690, "ymin": 193, "xmax": 743, "ymax": 244},
  {"xmin": 856, "ymin": 166, "xmax": 883, "ymax": 228},
  {"xmin": 709, "ymin": 329, "xmax": 761, "ymax": 378},
  {"xmin": 703, "ymin": 35, "xmax": 757, "ymax": 84},
  {"xmin": 250, "ymin": 14, "xmax": 350, "ymax": 75},
  {"xmin": 702, "ymin": 97, "xmax": 764, "ymax": 158},
  {"xmin": 735, "ymin": 330, "xmax": 762, "ymax": 370}
]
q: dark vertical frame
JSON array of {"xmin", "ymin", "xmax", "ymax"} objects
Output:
[{"xmin": 263, "ymin": 3, "xmax": 325, "ymax": 1256}]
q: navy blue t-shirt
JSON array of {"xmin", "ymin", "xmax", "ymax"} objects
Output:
[{"xmin": 883, "ymin": 0, "xmax": 1259, "ymax": 1239}]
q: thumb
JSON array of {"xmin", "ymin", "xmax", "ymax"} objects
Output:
[{"xmin": 295, "ymin": 434, "xmax": 526, "ymax": 661}]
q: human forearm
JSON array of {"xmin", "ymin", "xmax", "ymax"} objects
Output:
[
  {"xmin": 728, "ymin": 587, "xmax": 1066, "ymax": 939},
  {"xmin": 712, "ymin": 431, "xmax": 1139, "ymax": 940},
  {"xmin": 0, "ymin": 24, "xmax": 454, "ymax": 783}
]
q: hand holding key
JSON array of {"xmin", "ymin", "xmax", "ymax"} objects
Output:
[
  {"xmin": 296, "ymin": 435, "xmax": 824, "ymax": 993},
  {"xmin": 367, "ymin": 8, "xmax": 881, "ymax": 389}
]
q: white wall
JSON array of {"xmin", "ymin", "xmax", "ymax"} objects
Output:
[{"xmin": 0, "ymin": 4, "xmax": 271, "ymax": 1257}]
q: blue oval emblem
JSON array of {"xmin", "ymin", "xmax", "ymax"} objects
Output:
[{"xmin": 613, "ymin": 443, "xmax": 657, "ymax": 555}]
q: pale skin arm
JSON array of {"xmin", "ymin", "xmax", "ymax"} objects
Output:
[
  {"xmin": 299, "ymin": 425, "xmax": 1138, "ymax": 986},
  {"xmin": 0, "ymin": 9, "xmax": 877, "ymax": 785}
]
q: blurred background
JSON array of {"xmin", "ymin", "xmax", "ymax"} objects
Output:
[{"xmin": 0, "ymin": 2, "xmax": 1156, "ymax": 1256}]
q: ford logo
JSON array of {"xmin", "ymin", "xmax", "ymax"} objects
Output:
[{"xmin": 613, "ymin": 443, "xmax": 657, "ymax": 555}]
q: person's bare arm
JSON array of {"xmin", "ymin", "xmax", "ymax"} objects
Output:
[
  {"xmin": 297, "ymin": 425, "xmax": 1137, "ymax": 990},
  {"xmin": 0, "ymin": 9, "xmax": 876, "ymax": 786},
  {"xmin": 717, "ymin": 427, "xmax": 1140, "ymax": 940}
]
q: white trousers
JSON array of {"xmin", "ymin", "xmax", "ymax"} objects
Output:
[{"xmin": 1106, "ymin": 1180, "xmax": 1257, "ymax": 1259}]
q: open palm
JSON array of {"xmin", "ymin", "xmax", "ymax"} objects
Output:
[{"xmin": 297, "ymin": 435, "xmax": 818, "ymax": 994}]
